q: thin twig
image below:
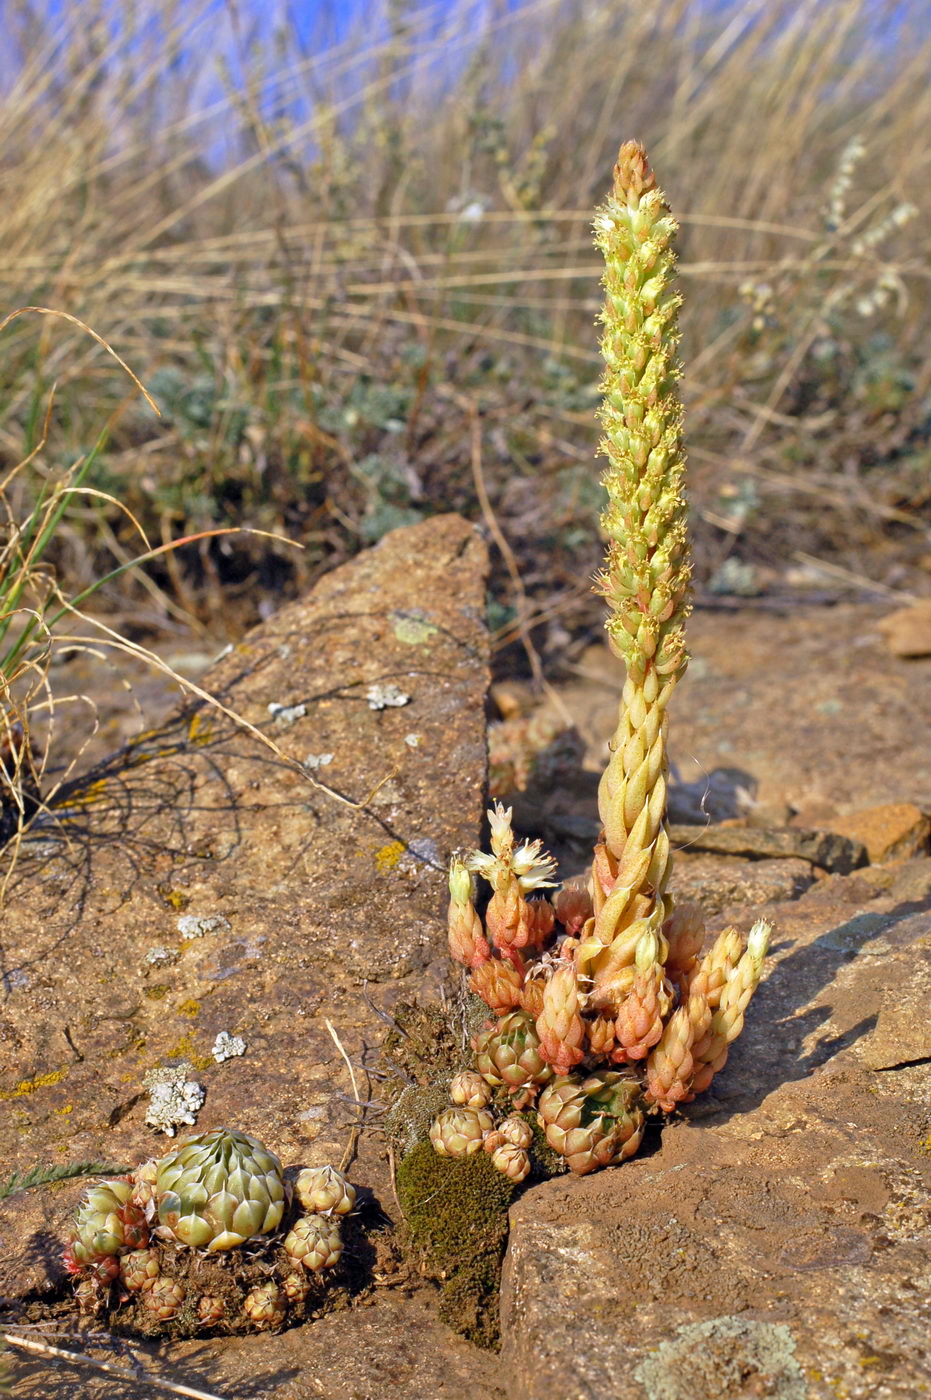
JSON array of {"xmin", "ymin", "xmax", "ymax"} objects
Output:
[
  {"xmin": 1, "ymin": 1333, "xmax": 226, "ymax": 1400},
  {"xmin": 325, "ymin": 1018, "xmax": 370, "ymax": 1174},
  {"xmin": 791, "ymin": 551, "xmax": 917, "ymax": 602}
]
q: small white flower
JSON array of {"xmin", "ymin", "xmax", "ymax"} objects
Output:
[
  {"xmin": 511, "ymin": 838, "xmax": 558, "ymax": 891},
  {"xmin": 487, "ymin": 803, "xmax": 515, "ymax": 859},
  {"xmin": 747, "ymin": 919, "xmax": 771, "ymax": 964},
  {"xmin": 465, "ymin": 850, "xmax": 501, "ymax": 884}
]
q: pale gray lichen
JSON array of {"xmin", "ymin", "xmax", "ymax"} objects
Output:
[
  {"xmin": 366, "ymin": 683, "xmax": 411, "ymax": 710},
  {"xmin": 304, "ymin": 752, "xmax": 334, "ymax": 771},
  {"xmin": 145, "ymin": 946, "xmax": 175, "ymax": 966},
  {"xmin": 212, "ymin": 1031, "xmax": 247, "ymax": 1063},
  {"xmin": 634, "ymin": 1317, "xmax": 805, "ymax": 1400},
  {"xmin": 404, "ymin": 733, "xmax": 422, "ymax": 748},
  {"xmin": 268, "ymin": 701, "xmax": 307, "ymax": 726},
  {"xmin": 143, "ymin": 1062, "xmax": 205, "ymax": 1136},
  {"xmin": 177, "ymin": 913, "xmax": 231, "ymax": 938}
]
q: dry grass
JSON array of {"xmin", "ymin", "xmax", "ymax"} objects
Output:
[{"xmin": 1, "ymin": 0, "xmax": 929, "ymax": 650}]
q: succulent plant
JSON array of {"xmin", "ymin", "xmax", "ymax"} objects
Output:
[
  {"xmin": 538, "ymin": 1072, "xmax": 646, "ymax": 1175},
  {"xmin": 437, "ymin": 142, "xmax": 772, "ymax": 1176},
  {"xmin": 490, "ymin": 1143, "xmax": 531, "ymax": 1183},
  {"xmin": 281, "ymin": 1271, "xmax": 311, "ymax": 1304},
  {"xmin": 143, "ymin": 1276, "xmax": 187, "ymax": 1321},
  {"xmin": 120, "ymin": 1248, "xmax": 160, "ymax": 1293},
  {"xmin": 130, "ymin": 1157, "xmax": 159, "ymax": 1212},
  {"xmin": 498, "ymin": 1115, "xmax": 533, "ymax": 1150},
  {"xmin": 284, "ymin": 1214, "xmax": 344, "ymax": 1272},
  {"xmin": 156, "ymin": 1127, "xmax": 285, "ymax": 1251},
  {"xmin": 429, "ymin": 1106, "xmax": 495, "ymax": 1159},
  {"xmin": 473, "ymin": 1010, "xmax": 553, "ymax": 1096},
  {"xmin": 90, "ymin": 1256, "xmax": 121, "ymax": 1284},
  {"xmin": 74, "ymin": 1278, "xmax": 104, "ymax": 1315},
  {"xmin": 69, "ymin": 1179, "xmax": 148, "ymax": 1264},
  {"xmin": 449, "ymin": 1070, "xmax": 492, "ymax": 1109},
  {"xmin": 243, "ymin": 1281, "xmax": 286, "ymax": 1330},
  {"xmin": 197, "ymin": 1295, "xmax": 227, "ymax": 1327},
  {"xmin": 295, "ymin": 1164, "xmax": 357, "ymax": 1217}
]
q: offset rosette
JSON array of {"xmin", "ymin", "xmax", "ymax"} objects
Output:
[
  {"xmin": 69, "ymin": 1179, "xmax": 148, "ymax": 1264},
  {"xmin": 538, "ymin": 1071, "xmax": 646, "ymax": 1174},
  {"xmin": 474, "ymin": 1010, "xmax": 554, "ymax": 1097}
]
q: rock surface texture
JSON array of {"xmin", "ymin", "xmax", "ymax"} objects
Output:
[
  {"xmin": 0, "ymin": 515, "xmax": 504, "ymax": 1399},
  {"xmin": 2, "ymin": 565, "xmax": 930, "ymax": 1399},
  {"xmin": 498, "ymin": 602, "xmax": 931, "ymax": 1400},
  {"xmin": 501, "ymin": 891, "xmax": 931, "ymax": 1400}
]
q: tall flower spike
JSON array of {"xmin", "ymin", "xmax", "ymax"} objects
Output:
[
  {"xmin": 434, "ymin": 140, "xmax": 773, "ymax": 1177},
  {"xmin": 584, "ymin": 142, "xmax": 691, "ymax": 988}
]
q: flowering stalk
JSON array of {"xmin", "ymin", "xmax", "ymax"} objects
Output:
[
  {"xmin": 579, "ymin": 141, "xmax": 691, "ymax": 1000},
  {"xmin": 434, "ymin": 143, "xmax": 772, "ymax": 1177}
]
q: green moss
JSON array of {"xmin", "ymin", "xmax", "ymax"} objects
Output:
[
  {"xmin": 396, "ymin": 1140, "xmax": 516, "ymax": 1349},
  {"xmin": 528, "ymin": 1111, "xmax": 566, "ymax": 1178}
]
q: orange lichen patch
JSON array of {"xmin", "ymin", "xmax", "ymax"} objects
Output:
[
  {"xmin": 0, "ymin": 1067, "xmax": 69, "ymax": 1101},
  {"xmin": 375, "ymin": 841, "xmax": 406, "ymax": 873}
]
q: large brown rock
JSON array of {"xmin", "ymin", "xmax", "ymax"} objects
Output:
[
  {"xmin": 500, "ymin": 883, "xmax": 931, "ymax": 1400},
  {"xmin": 0, "ymin": 515, "xmax": 506, "ymax": 1399},
  {"xmin": 829, "ymin": 802, "xmax": 930, "ymax": 865}
]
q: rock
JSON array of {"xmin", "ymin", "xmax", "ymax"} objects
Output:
[
  {"xmin": 877, "ymin": 599, "xmax": 931, "ymax": 657},
  {"xmin": 556, "ymin": 605, "xmax": 931, "ymax": 820},
  {"xmin": 0, "ymin": 1179, "xmax": 87, "ymax": 1297},
  {"xmin": 0, "ymin": 516, "xmax": 500, "ymax": 1399},
  {"xmin": 672, "ymin": 852, "xmax": 814, "ymax": 914},
  {"xmin": 668, "ymin": 822, "xmax": 867, "ymax": 874},
  {"xmin": 859, "ymin": 939, "xmax": 931, "ymax": 1071},
  {"xmin": 890, "ymin": 855, "xmax": 931, "ymax": 906},
  {"xmin": 500, "ymin": 885, "xmax": 931, "ymax": 1400},
  {"xmin": 829, "ymin": 802, "xmax": 930, "ymax": 864}
]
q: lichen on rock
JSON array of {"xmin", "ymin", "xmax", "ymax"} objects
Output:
[{"xmin": 142, "ymin": 1063, "xmax": 205, "ymax": 1136}]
